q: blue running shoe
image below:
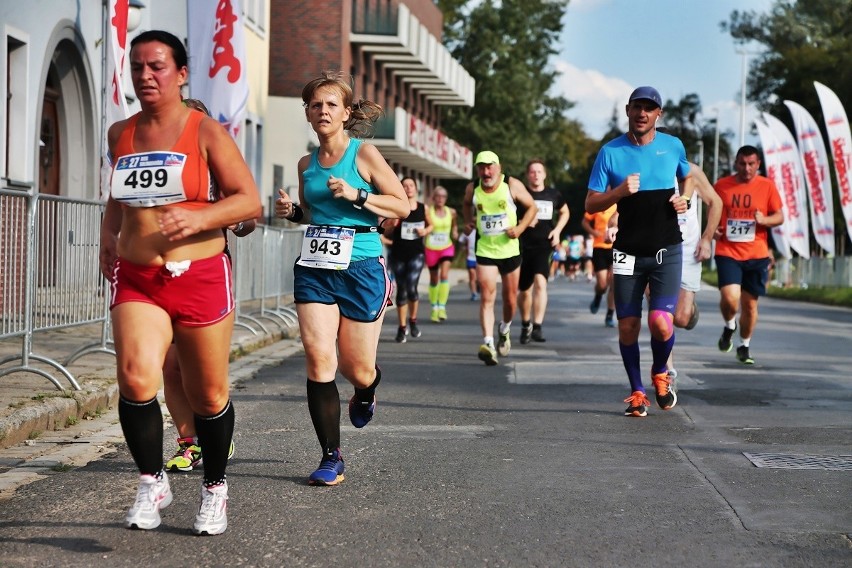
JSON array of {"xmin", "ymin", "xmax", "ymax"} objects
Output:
[
  {"xmin": 348, "ymin": 394, "xmax": 376, "ymax": 428},
  {"xmin": 308, "ymin": 449, "xmax": 345, "ymax": 486}
]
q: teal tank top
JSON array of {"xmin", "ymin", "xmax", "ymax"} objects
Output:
[{"xmin": 302, "ymin": 138, "xmax": 381, "ymax": 260}]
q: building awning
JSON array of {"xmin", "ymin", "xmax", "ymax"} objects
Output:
[
  {"xmin": 372, "ymin": 107, "xmax": 472, "ymax": 180},
  {"xmin": 351, "ymin": 4, "xmax": 475, "ymax": 107}
]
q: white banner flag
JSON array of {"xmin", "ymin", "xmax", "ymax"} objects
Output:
[
  {"xmin": 814, "ymin": 81, "xmax": 852, "ymax": 244},
  {"xmin": 187, "ymin": 0, "xmax": 249, "ymax": 140},
  {"xmin": 101, "ymin": 0, "xmax": 130, "ymax": 200},
  {"xmin": 754, "ymin": 119, "xmax": 791, "ymax": 259},
  {"xmin": 762, "ymin": 113, "xmax": 810, "ymax": 259},
  {"xmin": 784, "ymin": 100, "xmax": 835, "ymax": 256}
]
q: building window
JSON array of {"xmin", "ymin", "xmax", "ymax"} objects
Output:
[
  {"xmin": 244, "ymin": 114, "xmax": 264, "ymax": 195},
  {"xmin": 5, "ymin": 34, "xmax": 28, "ymax": 184},
  {"xmin": 243, "ymin": 0, "xmax": 266, "ymax": 36}
]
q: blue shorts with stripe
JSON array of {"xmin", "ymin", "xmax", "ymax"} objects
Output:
[
  {"xmin": 613, "ymin": 244, "xmax": 682, "ymax": 319},
  {"xmin": 294, "ymin": 256, "xmax": 391, "ymax": 322}
]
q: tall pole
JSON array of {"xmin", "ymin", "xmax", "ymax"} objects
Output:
[
  {"xmin": 713, "ymin": 108, "xmax": 720, "ymax": 183},
  {"xmin": 737, "ymin": 49, "xmax": 748, "ymax": 148}
]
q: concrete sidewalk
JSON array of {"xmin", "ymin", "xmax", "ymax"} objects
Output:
[
  {"xmin": 0, "ymin": 319, "xmax": 291, "ymax": 452},
  {"xmin": 0, "ymin": 268, "xmax": 471, "ymax": 452}
]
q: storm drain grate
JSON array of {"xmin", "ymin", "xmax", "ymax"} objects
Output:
[{"xmin": 743, "ymin": 452, "xmax": 852, "ymax": 471}]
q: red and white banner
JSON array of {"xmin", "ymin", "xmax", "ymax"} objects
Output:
[
  {"xmin": 187, "ymin": 0, "xmax": 249, "ymax": 139},
  {"xmin": 101, "ymin": 0, "xmax": 130, "ymax": 199},
  {"xmin": 406, "ymin": 114, "xmax": 473, "ymax": 178},
  {"xmin": 754, "ymin": 119, "xmax": 791, "ymax": 259},
  {"xmin": 814, "ymin": 81, "xmax": 852, "ymax": 243},
  {"xmin": 761, "ymin": 113, "xmax": 811, "ymax": 258},
  {"xmin": 784, "ymin": 100, "xmax": 835, "ymax": 256}
]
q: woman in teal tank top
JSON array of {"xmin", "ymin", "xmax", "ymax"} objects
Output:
[{"xmin": 275, "ymin": 72, "xmax": 409, "ymax": 486}]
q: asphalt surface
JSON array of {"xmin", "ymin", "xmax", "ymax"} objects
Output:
[{"xmin": 0, "ymin": 272, "xmax": 849, "ymax": 567}]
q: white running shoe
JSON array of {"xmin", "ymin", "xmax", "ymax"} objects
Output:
[
  {"xmin": 193, "ymin": 482, "xmax": 228, "ymax": 535},
  {"xmin": 125, "ymin": 473, "xmax": 173, "ymax": 530}
]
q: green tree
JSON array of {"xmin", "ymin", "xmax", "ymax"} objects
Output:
[
  {"xmin": 437, "ymin": 0, "xmax": 588, "ymax": 186},
  {"xmin": 721, "ymin": 0, "xmax": 851, "ymax": 122},
  {"xmin": 660, "ymin": 93, "xmax": 733, "ymax": 180},
  {"xmin": 723, "ymin": 0, "xmax": 852, "ymax": 251}
]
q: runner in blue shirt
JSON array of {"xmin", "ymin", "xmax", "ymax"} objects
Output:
[{"xmin": 585, "ymin": 86, "xmax": 693, "ymax": 418}]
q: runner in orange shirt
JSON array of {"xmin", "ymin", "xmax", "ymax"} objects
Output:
[
  {"xmin": 582, "ymin": 204, "xmax": 617, "ymax": 327},
  {"xmin": 713, "ymin": 145, "xmax": 784, "ymax": 365}
]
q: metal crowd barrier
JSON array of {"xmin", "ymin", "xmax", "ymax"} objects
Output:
[
  {"xmin": 0, "ymin": 189, "xmax": 301, "ymax": 391},
  {"xmin": 229, "ymin": 225, "xmax": 302, "ymax": 335},
  {"xmin": 773, "ymin": 256, "xmax": 852, "ymax": 288}
]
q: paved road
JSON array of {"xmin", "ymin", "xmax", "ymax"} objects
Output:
[{"xmin": 0, "ymin": 276, "xmax": 849, "ymax": 567}]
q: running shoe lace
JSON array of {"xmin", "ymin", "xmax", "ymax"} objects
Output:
[
  {"xmin": 652, "ymin": 373, "xmax": 671, "ymax": 396},
  {"xmin": 624, "ymin": 392, "xmax": 650, "ymax": 407},
  {"xmin": 132, "ymin": 480, "xmax": 158, "ymax": 512},
  {"xmin": 198, "ymin": 486, "xmax": 226, "ymax": 521}
]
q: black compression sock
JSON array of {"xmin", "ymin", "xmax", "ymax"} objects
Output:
[
  {"xmin": 307, "ymin": 379, "xmax": 341, "ymax": 451},
  {"xmin": 195, "ymin": 399, "xmax": 235, "ymax": 486},
  {"xmin": 118, "ymin": 396, "xmax": 163, "ymax": 475},
  {"xmin": 354, "ymin": 365, "xmax": 382, "ymax": 403}
]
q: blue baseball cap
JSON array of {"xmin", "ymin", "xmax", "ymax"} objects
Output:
[{"xmin": 628, "ymin": 86, "xmax": 662, "ymax": 108}]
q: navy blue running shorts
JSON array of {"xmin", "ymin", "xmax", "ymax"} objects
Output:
[
  {"xmin": 613, "ymin": 244, "xmax": 682, "ymax": 319},
  {"xmin": 294, "ymin": 256, "xmax": 391, "ymax": 322},
  {"xmin": 715, "ymin": 255, "xmax": 770, "ymax": 297}
]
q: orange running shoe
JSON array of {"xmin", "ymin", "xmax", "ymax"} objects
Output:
[
  {"xmin": 651, "ymin": 372, "xmax": 677, "ymax": 410},
  {"xmin": 623, "ymin": 391, "xmax": 650, "ymax": 417}
]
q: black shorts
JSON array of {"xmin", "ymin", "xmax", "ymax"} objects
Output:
[
  {"xmin": 592, "ymin": 248, "xmax": 613, "ymax": 272},
  {"xmin": 715, "ymin": 255, "xmax": 770, "ymax": 297},
  {"xmin": 476, "ymin": 254, "xmax": 522, "ymax": 276},
  {"xmin": 519, "ymin": 247, "xmax": 552, "ymax": 291}
]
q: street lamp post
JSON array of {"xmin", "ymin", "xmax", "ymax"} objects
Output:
[
  {"xmin": 737, "ymin": 50, "xmax": 748, "ymax": 147},
  {"xmin": 736, "ymin": 49, "xmax": 760, "ymax": 149},
  {"xmin": 712, "ymin": 108, "xmax": 720, "ymax": 183}
]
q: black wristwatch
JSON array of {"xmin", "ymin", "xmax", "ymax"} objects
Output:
[{"xmin": 353, "ymin": 188, "xmax": 369, "ymax": 209}]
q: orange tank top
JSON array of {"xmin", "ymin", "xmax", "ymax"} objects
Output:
[{"xmin": 111, "ymin": 110, "xmax": 215, "ymax": 209}]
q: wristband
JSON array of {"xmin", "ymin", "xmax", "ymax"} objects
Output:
[
  {"xmin": 353, "ymin": 188, "xmax": 369, "ymax": 209},
  {"xmin": 288, "ymin": 204, "xmax": 304, "ymax": 222}
]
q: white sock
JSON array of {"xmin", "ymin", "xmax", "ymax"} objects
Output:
[
  {"xmin": 740, "ymin": 337, "xmax": 750, "ymax": 347},
  {"xmin": 725, "ymin": 318, "xmax": 736, "ymax": 330},
  {"xmin": 484, "ymin": 336, "xmax": 494, "ymax": 347},
  {"xmin": 499, "ymin": 321, "xmax": 511, "ymax": 335}
]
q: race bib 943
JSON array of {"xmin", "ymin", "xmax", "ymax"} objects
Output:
[{"xmin": 297, "ymin": 225, "xmax": 355, "ymax": 270}]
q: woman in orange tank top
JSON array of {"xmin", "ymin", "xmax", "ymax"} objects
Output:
[{"xmin": 98, "ymin": 30, "xmax": 261, "ymax": 536}]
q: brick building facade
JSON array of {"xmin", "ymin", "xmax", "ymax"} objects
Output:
[{"xmin": 267, "ymin": 0, "xmax": 474, "ymax": 199}]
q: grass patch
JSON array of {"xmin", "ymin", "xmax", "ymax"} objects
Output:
[
  {"xmin": 82, "ymin": 408, "xmax": 104, "ymax": 420},
  {"xmin": 51, "ymin": 463, "xmax": 74, "ymax": 473},
  {"xmin": 765, "ymin": 285, "xmax": 852, "ymax": 307},
  {"xmin": 702, "ymin": 268, "xmax": 852, "ymax": 308},
  {"xmin": 30, "ymin": 391, "xmax": 74, "ymax": 402},
  {"xmin": 65, "ymin": 416, "xmax": 78, "ymax": 427}
]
